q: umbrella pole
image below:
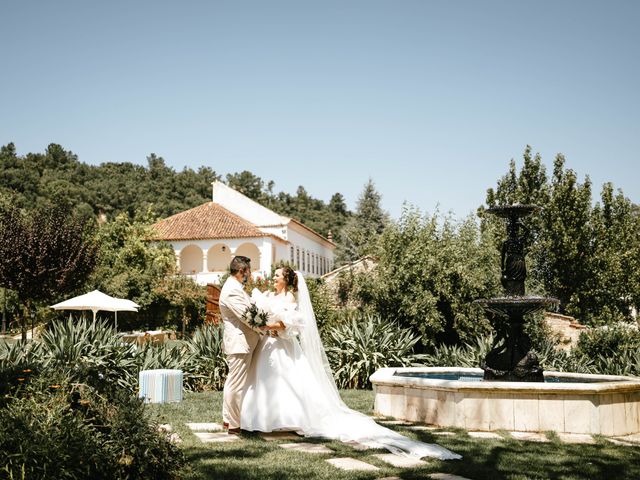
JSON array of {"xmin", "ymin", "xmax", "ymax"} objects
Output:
[
  {"xmin": 92, "ymin": 310, "xmax": 97, "ymax": 323},
  {"xmin": 115, "ymin": 311, "xmax": 118, "ymax": 330}
]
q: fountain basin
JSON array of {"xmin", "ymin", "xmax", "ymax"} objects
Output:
[{"xmin": 370, "ymin": 367, "xmax": 640, "ymax": 435}]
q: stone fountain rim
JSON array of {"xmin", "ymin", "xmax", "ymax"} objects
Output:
[{"xmin": 370, "ymin": 367, "xmax": 640, "ymax": 395}]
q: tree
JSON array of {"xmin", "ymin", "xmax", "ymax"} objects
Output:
[
  {"xmin": 483, "ymin": 147, "xmax": 640, "ymax": 324},
  {"xmin": 536, "ymin": 155, "xmax": 593, "ymax": 316},
  {"xmin": 354, "ymin": 207, "xmax": 500, "ymax": 349},
  {"xmin": 585, "ymin": 183, "xmax": 640, "ymax": 323},
  {"xmin": 0, "ymin": 202, "xmax": 99, "ymax": 340},
  {"xmin": 336, "ymin": 179, "xmax": 388, "ymax": 264},
  {"xmin": 153, "ymin": 275, "xmax": 206, "ymax": 336},
  {"xmin": 226, "ymin": 171, "xmax": 266, "ymax": 202},
  {"xmin": 89, "ymin": 210, "xmax": 177, "ymax": 319},
  {"xmin": 327, "ymin": 193, "xmax": 350, "ymax": 243}
]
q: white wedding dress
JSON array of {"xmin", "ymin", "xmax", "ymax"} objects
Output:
[{"xmin": 241, "ymin": 273, "xmax": 461, "ymax": 460}]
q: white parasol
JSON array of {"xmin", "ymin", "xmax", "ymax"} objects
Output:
[{"xmin": 50, "ymin": 289, "xmax": 139, "ymax": 329}]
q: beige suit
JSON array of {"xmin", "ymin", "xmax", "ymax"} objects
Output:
[{"xmin": 219, "ymin": 276, "xmax": 260, "ymax": 429}]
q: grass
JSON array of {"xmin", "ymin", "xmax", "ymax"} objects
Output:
[{"xmin": 147, "ymin": 390, "xmax": 640, "ymax": 480}]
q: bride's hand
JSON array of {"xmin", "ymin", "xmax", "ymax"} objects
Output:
[{"xmin": 262, "ymin": 321, "xmax": 285, "ymax": 331}]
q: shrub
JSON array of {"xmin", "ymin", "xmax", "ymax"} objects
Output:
[
  {"xmin": 574, "ymin": 323, "xmax": 640, "ymax": 359},
  {"xmin": 0, "ymin": 371, "xmax": 185, "ymax": 480},
  {"xmin": 324, "ymin": 313, "xmax": 425, "ymax": 389}
]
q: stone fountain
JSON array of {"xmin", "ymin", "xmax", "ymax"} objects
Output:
[
  {"xmin": 370, "ymin": 205, "xmax": 640, "ymax": 436},
  {"xmin": 475, "ymin": 204, "xmax": 559, "ymax": 382}
]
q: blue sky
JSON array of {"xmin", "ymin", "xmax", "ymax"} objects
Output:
[{"xmin": 1, "ymin": 0, "xmax": 638, "ymax": 218}]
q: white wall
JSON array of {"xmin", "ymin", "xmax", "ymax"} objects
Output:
[
  {"xmin": 211, "ymin": 181, "xmax": 287, "ymax": 228},
  {"xmin": 286, "ymin": 224, "xmax": 335, "ymax": 277}
]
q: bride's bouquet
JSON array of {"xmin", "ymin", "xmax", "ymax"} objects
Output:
[
  {"xmin": 242, "ymin": 303, "xmax": 270, "ymax": 329},
  {"xmin": 244, "ymin": 288, "xmax": 273, "ymax": 330}
]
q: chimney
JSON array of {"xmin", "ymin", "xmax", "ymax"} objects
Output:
[{"xmin": 327, "ymin": 230, "xmax": 333, "ymax": 242}]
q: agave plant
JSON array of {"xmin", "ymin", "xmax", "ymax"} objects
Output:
[
  {"xmin": 420, "ymin": 335, "xmax": 494, "ymax": 368},
  {"xmin": 180, "ymin": 324, "xmax": 227, "ymax": 391},
  {"xmin": 324, "ymin": 313, "xmax": 425, "ymax": 389},
  {"xmin": 38, "ymin": 317, "xmax": 140, "ymax": 391}
]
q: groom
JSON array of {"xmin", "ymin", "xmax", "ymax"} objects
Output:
[{"xmin": 219, "ymin": 255, "xmax": 260, "ymax": 434}]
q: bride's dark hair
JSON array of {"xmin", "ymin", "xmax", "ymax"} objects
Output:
[{"xmin": 281, "ymin": 266, "xmax": 298, "ymax": 292}]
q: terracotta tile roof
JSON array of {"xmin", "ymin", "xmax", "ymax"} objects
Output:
[{"xmin": 152, "ymin": 202, "xmax": 269, "ymax": 241}]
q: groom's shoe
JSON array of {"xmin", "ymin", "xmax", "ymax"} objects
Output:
[{"xmin": 223, "ymin": 422, "xmax": 241, "ymax": 435}]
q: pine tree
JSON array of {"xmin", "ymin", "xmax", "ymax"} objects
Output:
[{"xmin": 336, "ymin": 179, "xmax": 389, "ymax": 264}]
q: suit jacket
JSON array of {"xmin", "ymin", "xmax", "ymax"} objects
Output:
[{"xmin": 219, "ymin": 276, "xmax": 260, "ymax": 355}]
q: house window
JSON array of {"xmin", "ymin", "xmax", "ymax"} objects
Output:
[
  {"xmin": 296, "ymin": 248, "xmax": 300, "ymax": 268},
  {"xmin": 307, "ymin": 252, "xmax": 310, "ymax": 273},
  {"xmin": 302, "ymin": 249, "xmax": 306, "ymax": 271},
  {"xmin": 290, "ymin": 246, "xmax": 294, "ymax": 264},
  {"xmin": 312, "ymin": 254, "xmax": 316, "ymax": 274}
]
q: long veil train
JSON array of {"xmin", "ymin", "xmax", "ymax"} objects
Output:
[{"xmin": 294, "ymin": 272, "xmax": 461, "ymax": 460}]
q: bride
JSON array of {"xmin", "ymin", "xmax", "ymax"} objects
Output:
[{"xmin": 240, "ymin": 266, "xmax": 461, "ymax": 460}]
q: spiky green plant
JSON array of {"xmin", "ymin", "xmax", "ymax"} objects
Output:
[
  {"xmin": 324, "ymin": 313, "xmax": 425, "ymax": 389},
  {"xmin": 180, "ymin": 324, "xmax": 227, "ymax": 391}
]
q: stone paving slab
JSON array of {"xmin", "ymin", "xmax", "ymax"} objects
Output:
[
  {"xmin": 407, "ymin": 425, "xmax": 438, "ymax": 431},
  {"xmin": 608, "ymin": 438, "xmax": 636, "ymax": 447},
  {"xmin": 185, "ymin": 422, "xmax": 223, "ymax": 432},
  {"xmin": 430, "ymin": 474, "xmax": 474, "ymax": 480},
  {"xmin": 344, "ymin": 440, "xmax": 374, "ymax": 450},
  {"xmin": 259, "ymin": 431, "xmax": 302, "ymax": 441},
  {"xmin": 194, "ymin": 432, "xmax": 241, "ymax": 443},
  {"xmin": 168, "ymin": 433, "xmax": 182, "ymax": 444},
  {"xmin": 556, "ymin": 433, "xmax": 595, "ymax": 444},
  {"xmin": 326, "ymin": 457, "xmax": 380, "ymax": 471},
  {"xmin": 372, "ymin": 453, "xmax": 427, "ymax": 468},
  {"xmin": 376, "ymin": 477, "xmax": 403, "ymax": 480},
  {"xmin": 614, "ymin": 434, "xmax": 640, "ymax": 444},
  {"xmin": 158, "ymin": 423, "xmax": 172, "ymax": 432},
  {"xmin": 379, "ymin": 420, "xmax": 414, "ymax": 426},
  {"xmin": 432, "ymin": 431, "xmax": 456, "ymax": 436},
  {"xmin": 279, "ymin": 442, "xmax": 333, "ymax": 454},
  {"xmin": 468, "ymin": 431, "xmax": 503, "ymax": 440},
  {"xmin": 509, "ymin": 431, "xmax": 549, "ymax": 442}
]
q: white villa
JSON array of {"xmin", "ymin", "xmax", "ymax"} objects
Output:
[{"xmin": 153, "ymin": 181, "xmax": 336, "ymax": 285}]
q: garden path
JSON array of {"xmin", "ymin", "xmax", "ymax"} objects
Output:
[{"xmin": 159, "ymin": 415, "xmax": 640, "ymax": 479}]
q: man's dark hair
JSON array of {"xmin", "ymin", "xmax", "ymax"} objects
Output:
[{"xmin": 230, "ymin": 255, "xmax": 251, "ymax": 275}]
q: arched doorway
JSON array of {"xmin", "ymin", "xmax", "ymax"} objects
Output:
[
  {"xmin": 180, "ymin": 244, "xmax": 203, "ymax": 274},
  {"xmin": 234, "ymin": 243, "xmax": 261, "ymax": 271},
  {"xmin": 208, "ymin": 243, "xmax": 232, "ymax": 272}
]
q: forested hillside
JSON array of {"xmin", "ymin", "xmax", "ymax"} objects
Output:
[{"xmin": 0, "ymin": 142, "xmax": 350, "ymax": 239}]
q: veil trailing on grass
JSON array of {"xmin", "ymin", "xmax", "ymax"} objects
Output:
[{"xmin": 294, "ymin": 272, "xmax": 462, "ymax": 460}]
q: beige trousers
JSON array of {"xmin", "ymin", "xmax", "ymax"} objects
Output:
[{"xmin": 222, "ymin": 353, "xmax": 253, "ymax": 429}]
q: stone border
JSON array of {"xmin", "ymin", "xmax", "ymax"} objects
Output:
[{"xmin": 371, "ymin": 367, "xmax": 640, "ymax": 436}]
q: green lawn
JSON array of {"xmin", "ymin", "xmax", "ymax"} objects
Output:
[{"xmin": 147, "ymin": 390, "xmax": 640, "ymax": 480}]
